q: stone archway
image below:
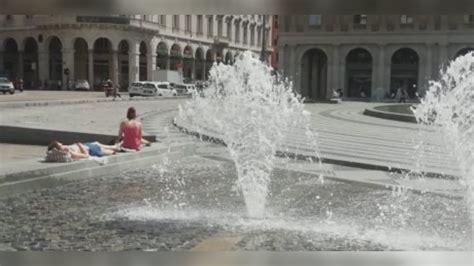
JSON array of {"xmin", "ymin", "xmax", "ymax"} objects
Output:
[
  {"xmin": 3, "ymin": 38, "xmax": 19, "ymax": 81},
  {"xmin": 118, "ymin": 40, "xmax": 129, "ymax": 90},
  {"xmin": 156, "ymin": 42, "xmax": 168, "ymax": 70},
  {"xmin": 74, "ymin": 38, "xmax": 88, "ymax": 82},
  {"xmin": 48, "ymin": 36, "xmax": 62, "ymax": 90},
  {"xmin": 183, "ymin": 45, "xmax": 193, "ymax": 80},
  {"xmin": 170, "ymin": 44, "xmax": 182, "ymax": 71},
  {"xmin": 205, "ymin": 49, "xmax": 214, "ymax": 80},
  {"xmin": 345, "ymin": 48, "xmax": 372, "ymax": 98},
  {"xmin": 301, "ymin": 48, "xmax": 328, "ymax": 100},
  {"xmin": 93, "ymin": 37, "xmax": 113, "ymax": 88},
  {"xmin": 23, "ymin": 37, "xmax": 39, "ymax": 89},
  {"xmin": 390, "ymin": 48, "xmax": 419, "ymax": 98},
  {"xmin": 225, "ymin": 51, "xmax": 232, "ymax": 65},
  {"xmin": 195, "ymin": 48, "xmax": 204, "ymax": 80}
]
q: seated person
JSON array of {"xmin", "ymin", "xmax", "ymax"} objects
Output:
[
  {"xmin": 47, "ymin": 140, "xmax": 119, "ymax": 161},
  {"xmin": 117, "ymin": 107, "xmax": 151, "ymax": 151}
]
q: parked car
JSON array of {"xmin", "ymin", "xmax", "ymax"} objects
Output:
[
  {"xmin": 0, "ymin": 77, "xmax": 15, "ymax": 94},
  {"xmin": 132, "ymin": 82, "xmax": 177, "ymax": 97},
  {"xmin": 173, "ymin": 83, "xmax": 196, "ymax": 95},
  {"xmin": 74, "ymin": 79, "xmax": 91, "ymax": 91},
  {"xmin": 128, "ymin": 81, "xmax": 145, "ymax": 97}
]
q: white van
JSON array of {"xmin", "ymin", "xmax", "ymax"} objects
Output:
[
  {"xmin": 128, "ymin": 81, "xmax": 145, "ymax": 97},
  {"xmin": 138, "ymin": 82, "xmax": 177, "ymax": 97},
  {"xmin": 173, "ymin": 83, "xmax": 196, "ymax": 95}
]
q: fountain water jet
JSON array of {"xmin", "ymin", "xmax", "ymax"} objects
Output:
[
  {"xmin": 412, "ymin": 52, "xmax": 474, "ymax": 205},
  {"xmin": 178, "ymin": 51, "xmax": 321, "ymax": 218}
]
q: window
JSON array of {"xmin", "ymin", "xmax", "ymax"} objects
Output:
[
  {"xmin": 464, "ymin": 15, "xmax": 474, "ymax": 24},
  {"xmin": 197, "ymin": 15, "xmax": 203, "ymax": 35},
  {"xmin": 207, "ymin": 16, "xmax": 214, "ymax": 36},
  {"xmin": 172, "ymin": 15, "xmax": 180, "ymax": 30},
  {"xmin": 354, "ymin": 14, "xmax": 367, "ymax": 25},
  {"xmin": 400, "ymin": 15, "xmax": 414, "ymax": 24},
  {"xmin": 159, "ymin": 15, "xmax": 166, "ymax": 26},
  {"xmin": 218, "ymin": 18, "xmax": 223, "ymax": 37},
  {"xmin": 308, "ymin": 15, "xmax": 322, "ymax": 26},
  {"xmin": 185, "ymin": 15, "xmax": 191, "ymax": 32}
]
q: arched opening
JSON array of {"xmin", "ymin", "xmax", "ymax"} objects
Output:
[
  {"xmin": 118, "ymin": 40, "xmax": 129, "ymax": 90},
  {"xmin": 74, "ymin": 38, "xmax": 88, "ymax": 83},
  {"xmin": 3, "ymin": 38, "xmax": 19, "ymax": 81},
  {"xmin": 455, "ymin": 47, "xmax": 474, "ymax": 59},
  {"xmin": 48, "ymin": 36, "xmax": 62, "ymax": 90},
  {"xmin": 23, "ymin": 37, "xmax": 39, "ymax": 89},
  {"xmin": 182, "ymin": 45, "xmax": 193, "ymax": 81},
  {"xmin": 139, "ymin": 41, "xmax": 147, "ymax": 81},
  {"xmin": 216, "ymin": 51, "xmax": 223, "ymax": 64},
  {"xmin": 93, "ymin": 38, "xmax": 112, "ymax": 88},
  {"xmin": 170, "ymin": 44, "xmax": 182, "ymax": 71},
  {"xmin": 205, "ymin": 49, "xmax": 214, "ymax": 80},
  {"xmin": 156, "ymin": 42, "xmax": 168, "ymax": 70},
  {"xmin": 195, "ymin": 48, "xmax": 204, "ymax": 81},
  {"xmin": 390, "ymin": 48, "xmax": 419, "ymax": 98},
  {"xmin": 301, "ymin": 48, "xmax": 328, "ymax": 100},
  {"xmin": 345, "ymin": 48, "xmax": 372, "ymax": 98},
  {"xmin": 225, "ymin": 51, "xmax": 232, "ymax": 65}
]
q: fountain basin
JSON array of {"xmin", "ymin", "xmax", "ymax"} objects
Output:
[
  {"xmin": 0, "ymin": 156, "xmax": 470, "ymax": 251},
  {"xmin": 363, "ymin": 104, "xmax": 417, "ymax": 123}
]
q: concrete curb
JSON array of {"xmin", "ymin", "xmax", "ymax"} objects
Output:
[
  {"xmin": 0, "ymin": 125, "xmax": 156, "ymax": 146},
  {"xmin": 173, "ymin": 118, "xmax": 459, "ymax": 180},
  {"xmin": 0, "ymin": 95, "xmax": 189, "ymax": 109},
  {"xmin": 363, "ymin": 106, "xmax": 417, "ymax": 123},
  {"xmin": 0, "ymin": 143, "xmax": 196, "ymax": 198}
]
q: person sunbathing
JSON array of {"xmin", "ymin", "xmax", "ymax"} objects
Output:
[{"xmin": 48, "ymin": 140, "xmax": 119, "ymax": 160}]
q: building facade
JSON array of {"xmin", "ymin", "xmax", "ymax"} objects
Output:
[
  {"xmin": 278, "ymin": 15, "xmax": 474, "ymax": 100},
  {"xmin": 0, "ymin": 15, "xmax": 273, "ymax": 90}
]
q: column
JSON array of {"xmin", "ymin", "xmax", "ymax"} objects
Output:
[
  {"xmin": 331, "ymin": 45, "xmax": 340, "ymax": 97},
  {"xmin": 288, "ymin": 44, "xmax": 296, "ymax": 84},
  {"xmin": 147, "ymin": 52, "xmax": 156, "ymax": 81},
  {"xmin": 88, "ymin": 49, "xmax": 94, "ymax": 89},
  {"xmin": 38, "ymin": 45, "xmax": 49, "ymax": 89},
  {"xmin": 18, "ymin": 51, "xmax": 24, "ymax": 79},
  {"xmin": 111, "ymin": 50, "xmax": 119, "ymax": 87},
  {"xmin": 202, "ymin": 60, "xmax": 206, "ymax": 80},
  {"xmin": 166, "ymin": 56, "xmax": 170, "ymax": 70},
  {"xmin": 424, "ymin": 44, "xmax": 433, "ymax": 95},
  {"xmin": 191, "ymin": 59, "xmax": 196, "ymax": 80},
  {"xmin": 376, "ymin": 44, "xmax": 386, "ymax": 98},
  {"xmin": 62, "ymin": 48, "xmax": 75, "ymax": 90},
  {"xmin": 129, "ymin": 43, "xmax": 140, "ymax": 84}
]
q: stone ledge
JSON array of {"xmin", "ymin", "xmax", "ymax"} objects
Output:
[
  {"xmin": 363, "ymin": 106, "xmax": 417, "ymax": 123},
  {"xmin": 0, "ymin": 143, "xmax": 195, "ymax": 198},
  {"xmin": 0, "ymin": 125, "xmax": 156, "ymax": 146}
]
